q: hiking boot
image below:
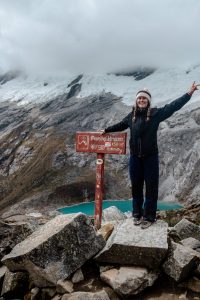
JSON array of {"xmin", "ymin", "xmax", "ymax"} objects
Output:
[
  {"xmin": 133, "ymin": 217, "xmax": 142, "ymax": 225},
  {"xmin": 141, "ymin": 220, "xmax": 154, "ymax": 229}
]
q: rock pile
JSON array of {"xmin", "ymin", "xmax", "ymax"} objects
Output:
[
  {"xmin": 2, "ymin": 213, "xmax": 105, "ymax": 286},
  {"xmin": 0, "ymin": 209, "xmax": 200, "ymax": 299}
]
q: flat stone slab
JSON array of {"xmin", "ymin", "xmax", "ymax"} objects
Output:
[
  {"xmin": 100, "ymin": 266, "xmax": 158, "ymax": 296},
  {"xmin": 2, "ymin": 213, "xmax": 105, "ymax": 286},
  {"xmin": 95, "ymin": 219, "xmax": 168, "ymax": 268}
]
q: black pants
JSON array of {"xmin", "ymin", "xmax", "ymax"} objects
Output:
[{"xmin": 129, "ymin": 154, "xmax": 159, "ymax": 222}]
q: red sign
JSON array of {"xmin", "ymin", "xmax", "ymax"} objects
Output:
[{"xmin": 76, "ymin": 132, "xmax": 127, "ymax": 155}]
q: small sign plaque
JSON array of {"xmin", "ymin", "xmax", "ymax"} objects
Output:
[{"xmin": 76, "ymin": 132, "xmax": 127, "ymax": 155}]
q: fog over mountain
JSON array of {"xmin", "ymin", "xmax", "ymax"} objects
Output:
[{"xmin": 0, "ymin": 0, "xmax": 200, "ymax": 73}]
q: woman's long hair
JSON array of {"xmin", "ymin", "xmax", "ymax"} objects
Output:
[{"xmin": 132, "ymin": 103, "xmax": 151, "ymax": 122}]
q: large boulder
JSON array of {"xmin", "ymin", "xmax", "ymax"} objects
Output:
[
  {"xmin": 173, "ymin": 218, "xmax": 200, "ymax": 241},
  {"xmin": 100, "ymin": 266, "xmax": 158, "ymax": 296},
  {"xmin": 1, "ymin": 214, "xmax": 105, "ymax": 286},
  {"xmin": 95, "ymin": 219, "xmax": 168, "ymax": 268},
  {"xmin": 162, "ymin": 241, "xmax": 199, "ymax": 282}
]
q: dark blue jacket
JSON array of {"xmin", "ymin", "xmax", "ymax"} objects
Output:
[{"xmin": 105, "ymin": 93, "xmax": 191, "ymax": 157}]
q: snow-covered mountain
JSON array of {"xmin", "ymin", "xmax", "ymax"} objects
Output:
[
  {"xmin": 0, "ymin": 66, "xmax": 200, "ymax": 214},
  {"xmin": 0, "ymin": 66, "xmax": 200, "ymax": 107}
]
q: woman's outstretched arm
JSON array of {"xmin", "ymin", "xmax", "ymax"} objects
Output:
[
  {"xmin": 99, "ymin": 112, "xmax": 131, "ymax": 134},
  {"xmin": 157, "ymin": 82, "xmax": 200, "ymax": 122}
]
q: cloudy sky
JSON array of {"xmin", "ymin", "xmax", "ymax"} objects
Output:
[{"xmin": 0, "ymin": 0, "xmax": 200, "ymax": 73}]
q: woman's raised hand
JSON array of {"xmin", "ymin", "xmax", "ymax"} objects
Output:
[{"xmin": 188, "ymin": 81, "xmax": 200, "ymax": 95}]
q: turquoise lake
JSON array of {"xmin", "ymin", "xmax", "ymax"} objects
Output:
[{"xmin": 58, "ymin": 200, "xmax": 182, "ymax": 215}]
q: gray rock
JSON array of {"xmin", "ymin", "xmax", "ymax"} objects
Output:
[
  {"xmin": 33, "ymin": 132, "xmax": 46, "ymax": 138},
  {"xmin": 173, "ymin": 218, "xmax": 200, "ymax": 241},
  {"xmin": 162, "ymin": 241, "xmax": 199, "ymax": 282},
  {"xmin": 100, "ymin": 266, "xmax": 158, "ymax": 296},
  {"xmin": 56, "ymin": 279, "xmax": 73, "ymax": 294},
  {"xmin": 52, "ymin": 295, "xmax": 62, "ymax": 300},
  {"xmin": 67, "ymin": 83, "xmax": 81, "ymax": 99},
  {"xmin": 30, "ymin": 287, "xmax": 40, "ymax": 300},
  {"xmin": 102, "ymin": 206, "xmax": 127, "ymax": 223},
  {"xmin": 2, "ymin": 214, "xmax": 105, "ymax": 286},
  {"xmin": 0, "ymin": 266, "xmax": 7, "ymax": 291},
  {"xmin": 1, "ymin": 269, "xmax": 28, "ymax": 298},
  {"xmin": 180, "ymin": 237, "xmax": 200, "ymax": 252},
  {"xmin": 67, "ymin": 75, "xmax": 83, "ymax": 88},
  {"xmin": 0, "ymin": 266, "xmax": 7, "ymax": 280},
  {"xmin": 98, "ymin": 223, "xmax": 114, "ymax": 241},
  {"xmin": 95, "ymin": 219, "xmax": 168, "ymax": 268},
  {"xmin": 61, "ymin": 290, "xmax": 110, "ymax": 300},
  {"xmin": 52, "ymin": 151, "xmax": 67, "ymax": 170},
  {"xmin": 71, "ymin": 268, "xmax": 84, "ymax": 283}
]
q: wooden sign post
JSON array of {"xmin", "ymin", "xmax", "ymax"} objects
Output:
[{"xmin": 76, "ymin": 132, "xmax": 127, "ymax": 229}]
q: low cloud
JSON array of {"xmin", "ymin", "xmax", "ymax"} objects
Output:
[{"xmin": 0, "ymin": 0, "xmax": 200, "ymax": 73}]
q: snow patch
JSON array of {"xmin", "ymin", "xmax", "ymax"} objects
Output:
[{"xmin": 0, "ymin": 66, "xmax": 200, "ymax": 109}]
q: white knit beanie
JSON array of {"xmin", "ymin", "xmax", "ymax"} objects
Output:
[{"xmin": 136, "ymin": 88, "xmax": 151, "ymax": 103}]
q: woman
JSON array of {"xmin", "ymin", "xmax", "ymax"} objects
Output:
[{"xmin": 100, "ymin": 82, "xmax": 199, "ymax": 229}]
